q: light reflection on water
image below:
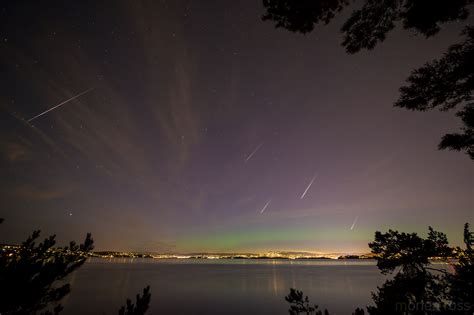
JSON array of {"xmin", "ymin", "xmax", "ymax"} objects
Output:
[{"xmin": 62, "ymin": 258, "xmax": 386, "ymax": 315}]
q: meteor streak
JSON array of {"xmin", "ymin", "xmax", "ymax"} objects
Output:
[
  {"xmin": 350, "ymin": 216, "xmax": 358, "ymax": 230},
  {"xmin": 259, "ymin": 199, "xmax": 271, "ymax": 214},
  {"xmin": 245, "ymin": 143, "xmax": 263, "ymax": 163},
  {"xmin": 300, "ymin": 175, "xmax": 317, "ymax": 199},
  {"xmin": 28, "ymin": 88, "xmax": 94, "ymax": 122}
]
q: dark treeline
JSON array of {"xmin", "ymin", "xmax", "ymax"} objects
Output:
[
  {"xmin": 0, "ymin": 219, "xmax": 150, "ymax": 315},
  {"xmin": 285, "ymin": 224, "xmax": 474, "ymax": 314},
  {"xmin": 1, "ymin": 218, "xmax": 473, "ymax": 314}
]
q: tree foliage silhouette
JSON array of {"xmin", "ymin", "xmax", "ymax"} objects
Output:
[
  {"xmin": 262, "ymin": 0, "xmax": 474, "ymax": 159},
  {"xmin": 341, "ymin": 0, "xmax": 472, "ymax": 54},
  {"xmin": 285, "ymin": 224, "xmax": 474, "ymax": 314},
  {"xmin": 368, "ymin": 226, "xmax": 452, "ymax": 274},
  {"xmin": 0, "ymin": 222, "xmax": 94, "ymax": 315},
  {"xmin": 118, "ymin": 286, "xmax": 151, "ymax": 315},
  {"xmin": 395, "ymin": 27, "xmax": 474, "ymax": 159},
  {"xmin": 0, "ymin": 219, "xmax": 151, "ymax": 315},
  {"xmin": 262, "ymin": 0, "xmax": 472, "ymax": 52},
  {"xmin": 262, "ymin": 0, "xmax": 348, "ymax": 34},
  {"xmin": 285, "ymin": 288, "xmax": 329, "ymax": 315},
  {"xmin": 366, "ymin": 227, "xmax": 451, "ymax": 314},
  {"xmin": 445, "ymin": 223, "xmax": 474, "ymax": 314}
]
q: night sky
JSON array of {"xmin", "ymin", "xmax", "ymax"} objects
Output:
[{"xmin": 1, "ymin": 1, "xmax": 472, "ymax": 254}]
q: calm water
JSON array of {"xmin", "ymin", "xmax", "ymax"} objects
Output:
[{"xmin": 62, "ymin": 258, "xmax": 386, "ymax": 315}]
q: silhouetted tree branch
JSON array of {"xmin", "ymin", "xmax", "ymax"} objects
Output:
[
  {"xmin": 285, "ymin": 288, "xmax": 329, "ymax": 315},
  {"xmin": 285, "ymin": 223, "xmax": 473, "ymax": 314},
  {"xmin": 446, "ymin": 223, "xmax": 474, "ymax": 314},
  {"xmin": 0, "ymin": 219, "xmax": 151, "ymax": 315},
  {"xmin": 341, "ymin": 0, "xmax": 472, "ymax": 53},
  {"xmin": 352, "ymin": 308, "xmax": 365, "ymax": 315},
  {"xmin": 395, "ymin": 26, "xmax": 474, "ymax": 159},
  {"xmin": 262, "ymin": 0, "xmax": 474, "ymax": 159},
  {"xmin": 262, "ymin": 0, "xmax": 473, "ymax": 53},
  {"xmin": 0, "ymin": 227, "xmax": 94, "ymax": 314},
  {"xmin": 369, "ymin": 226, "xmax": 451, "ymax": 275},
  {"xmin": 262, "ymin": 0, "xmax": 348, "ymax": 34},
  {"xmin": 118, "ymin": 286, "xmax": 151, "ymax": 315}
]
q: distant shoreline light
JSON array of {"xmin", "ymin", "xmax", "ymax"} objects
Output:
[{"xmin": 85, "ymin": 250, "xmax": 375, "ymax": 260}]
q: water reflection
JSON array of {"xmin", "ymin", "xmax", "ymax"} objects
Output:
[{"xmin": 63, "ymin": 258, "xmax": 386, "ymax": 315}]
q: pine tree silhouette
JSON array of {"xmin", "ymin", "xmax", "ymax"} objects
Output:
[
  {"xmin": 118, "ymin": 286, "xmax": 151, "ymax": 315},
  {"xmin": 0, "ymin": 219, "xmax": 151, "ymax": 315},
  {"xmin": 285, "ymin": 223, "xmax": 473, "ymax": 314}
]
